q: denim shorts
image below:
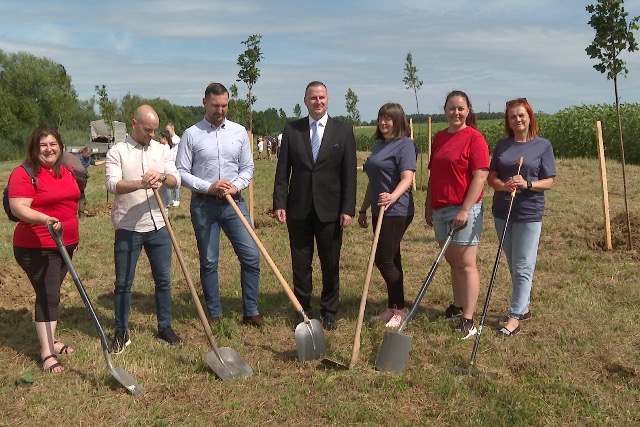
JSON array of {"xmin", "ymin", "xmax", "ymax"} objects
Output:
[{"xmin": 432, "ymin": 202, "xmax": 483, "ymax": 246}]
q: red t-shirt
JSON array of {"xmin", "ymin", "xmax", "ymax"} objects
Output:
[
  {"xmin": 8, "ymin": 165, "xmax": 80, "ymax": 248},
  {"xmin": 428, "ymin": 126, "xmax": 489, "ymax": 209}
]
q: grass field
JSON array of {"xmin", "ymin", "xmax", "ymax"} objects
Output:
[{"xmin": 0, "ymin": 154, "xmax": 639, "ymax": 426}]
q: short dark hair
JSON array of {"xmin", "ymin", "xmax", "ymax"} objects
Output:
[
  {"xmin": 205, "ymin": 82, "xmax": 229, "ymax": 98},
  {"xmin": 374, "ymin": 103, "xmax": 410, "ymax": 141},
  {"xmin": 305, "ymin": 81, "xmax": 327, "ymax": 95}
]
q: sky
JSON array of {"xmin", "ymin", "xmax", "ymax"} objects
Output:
[{"xmin": 1, "ymin": 0, "xmax": 639, "ymax": 122}]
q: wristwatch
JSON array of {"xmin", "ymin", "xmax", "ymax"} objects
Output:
[
  {"xmin": 160, "ymin": 173, "xmax": 167, "ymax": 182},
  {"xmin": 526, "ymin": 180, "xmax": 532, "ymax": 190}
]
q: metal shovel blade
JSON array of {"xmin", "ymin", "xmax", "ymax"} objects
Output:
[
  {"xmin": 103, "ymin": 350, "xmax": 143, "ymax": 395},
  {"xmin": 104, "ymin": 356, "xmax": 143, "ymax": 396},
  {"xmin": 204, "ymin": 347, "xmax": 254, "ymax": 381},
  {"xmin": 294, "ymin": 319, "xmax": 326, "ymax": 361},
  {"xmin": 375, "ymin": 330, "xmax": 413, "ymax": 373},
  {"xmin": 110, "ymin": 366, "xmax": 143, "ymax": 395}
]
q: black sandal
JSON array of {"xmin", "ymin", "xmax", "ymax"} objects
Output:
[
  {"xmin": 54, "ymin": 341, "xmax": 74, "ymax": 355},
  {"xmin": 42, "ymin": 354, "xmax": 64, "ymax": 373},
  {"xmin": 496, "ymin": 325, "xmax": 521, "ymax": 337}
]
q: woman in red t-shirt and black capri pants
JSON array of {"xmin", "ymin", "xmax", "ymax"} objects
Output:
[{"xmin": 7, "ymin": 126, "xmax": 80, "ymax": 373}]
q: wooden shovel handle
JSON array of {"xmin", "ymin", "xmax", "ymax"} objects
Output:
[
  {"xmin": 350, "ymin": 205, "xmax": 386, "ymax": 368},
  {"xmin": 225, "ymin": 195, "xmax": 306, "ymax": 315},
  {"xmin": 153, "ymin": 189, "xmax": 223, "ymax": 356}
]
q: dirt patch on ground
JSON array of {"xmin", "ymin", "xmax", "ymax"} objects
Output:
[
  {"xmin": 0, "ymin": 263, "xmax": 33, "ymax": 313},
  {"xmin": 585, "ymin": 211, "xmax": 640, "ymax": 252}
]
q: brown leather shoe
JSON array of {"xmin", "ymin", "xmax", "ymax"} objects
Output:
[{"xmin": 242, "ymin": 315, "xmax": 265, "ymax": 327}]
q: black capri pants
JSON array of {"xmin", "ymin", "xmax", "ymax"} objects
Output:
[
  {"xmin": 14, "ymin": 244, "xmax": 77, "ymax": 322},
  {"xmin": 372, "ymin": 214, "xmax": 413, "ymax": 309}
]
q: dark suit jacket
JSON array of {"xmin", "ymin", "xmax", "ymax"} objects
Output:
[{"xmin": 273, "ymin": 115, "xmax": 357, "ymax": 223}]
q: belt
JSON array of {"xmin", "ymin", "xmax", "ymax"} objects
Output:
[{"xmin": 192, "ymin": 192, "xmax": 241, "ymax": 202}]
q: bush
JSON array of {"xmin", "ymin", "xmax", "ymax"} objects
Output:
[
  {"xmin": 355, "ymin": 104, "xmax": 640, "ymax": 164},
  {"xmin": 0, "ymin": 138, "xmax": 24, "ymax": 161}
]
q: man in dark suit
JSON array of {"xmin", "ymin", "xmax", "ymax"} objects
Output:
[{"xmin": 273, "ymin": 81, "xmax": 357, "ymax": 330}]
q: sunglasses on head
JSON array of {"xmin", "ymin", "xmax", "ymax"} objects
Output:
[{"xmin": 506, "ymin": 98, "xmax": 528, "ymax": 107}]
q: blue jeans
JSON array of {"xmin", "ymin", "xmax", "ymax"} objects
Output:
[
  {"xmin": 163, "ymin": 185, "xmax": 180, "ymax": 205},
  {"xmin": 190, "ymin": 196, "xmax": 260, "ymax": 317},
  {"xmin": 113, "ymin": 227, "xmax": 173, "ymax": 332},
  {"xmin": 164, "ymin": 186, "xmax": 172, "ymax": 206},
  {"xmin": 494, "ymin": 218, "xmax": 542, "ymax": 318}
]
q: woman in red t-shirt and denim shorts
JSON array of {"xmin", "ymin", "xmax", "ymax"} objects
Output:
[{"xmin": 425, "ymin": 90, "xmax": 489, "ymax": 340}]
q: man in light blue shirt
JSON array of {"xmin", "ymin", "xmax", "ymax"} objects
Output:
[{"xmin": 176, "ymin": 82, "xmax": 263, "ymax": 327}]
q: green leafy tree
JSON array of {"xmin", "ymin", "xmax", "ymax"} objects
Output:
[
  {"xmin": 345, "ymin": 88, "xmax": 360, "ymax": 126},
  {"xmin": 227, "ymin": 83, "xmax": 249, "ymax": 127},
  {"xmin": 236, "ymin": 34, "xmax": 263, "ymax": 133},
  {"xmin": 95, "ymin": 84, "xmax": 117, "ymax": 137},
  {"xmin": 403, "ymin": 53, "xmax": 423, "ymax": 116},
  {"xmin": 586, "ymin": 0, "xmax": 639, "ymax": 249},
  {"xmin": 403, "ymin": 52, "xmax": 424, "ymax": 186},
  {"xmin": 0, "ymin": 51, "xmax": 78, "ymax": 148},
  {"xmin": 278, "ymin": 108, "xmax": 287, "ymax": 131},
  {"xmin": 293, "ymin": 103, "xmax": 302, "ymax": 118}
]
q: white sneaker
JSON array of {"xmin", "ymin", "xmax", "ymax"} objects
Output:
[
  {"xmin": 173, "ymin": 200, "xmax": 180, "ymax": 207},
  {"xmin": 456, "ymin": 318, "xmax": 478, "ymax": 340},
  {"xmin": 385, "ymin": 308, "xmax": 409, "ymax": 328}
]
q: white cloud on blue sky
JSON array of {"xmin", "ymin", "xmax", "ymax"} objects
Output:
[{"xmin": 1, "ymin": 0, "xmax": 639, "ymax": 121}]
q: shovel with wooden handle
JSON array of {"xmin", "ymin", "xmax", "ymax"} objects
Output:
[
  {"xmin": 153, "ymin": 189, "xmax": 252, "ymax": 381},
  {"xmin": 321, "ymin": 205, "xmax": 386, "ymax": 369},
  {"xmin": 225, "ymin": 194, "xmax": 326, "ymax": 362}
]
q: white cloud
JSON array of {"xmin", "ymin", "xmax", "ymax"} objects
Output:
[{"xmin": 0, "ymin": 0, "xmax": 638, "ymax": 121}]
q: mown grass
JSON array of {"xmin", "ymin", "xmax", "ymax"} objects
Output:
[{"xmin": 0, "ymin": 155, "xmax": 639, "ymax": 426}]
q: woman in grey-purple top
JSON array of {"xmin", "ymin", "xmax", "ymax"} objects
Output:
[
  {"xmin": 358, "ymin": 103, "xmax": 417, "ymax": 328},
  {"xmin": 488, "ymin": 98, "xmax": 556, "ymax": 337}
]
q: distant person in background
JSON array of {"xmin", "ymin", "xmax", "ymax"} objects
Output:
[
  {"xmin": 7, "ymin": 126, "xmax": 81, "ymax": 373},
  {"xmin": 488, "ymin": 98, "xmax": 556, "ymax": 337},
  {"xmin": 73, "ymin": 147, "xmax": 104, "ymax": 217},
  {"xmin": 158, "ymin": 131, "xmax": 174, "ymax": 209},
  {"xmin": 76, "ymin": 146, "xmax": 105, "ymax": 171},
  {"xmin": 166, "ymin": 122, "xmax": 181, "ymax": 147},
  {"xmin": 273, "ymin": 80, "xmax": 357, "ymax": 331},
  {"xmin": 106, "ymin": 104, "xmax": 183, "ymax": 354},
  {"xmin": 62, "ymin": 151, "xmax": 87, "ymax": 218},
  {"xmin": 257, "ymin": 136, "xmax": 264, "ymax": 160},
  {"xmin": 266, "ymin": 137, "xmax": 273, "ymax": 160},
  {"xmin": 358, "ymin": 103, "xmax": 417, "ymax": 329},
  {"xmin": 425, "ymin": 90, "xmax": 489, "ymax": 340},
  {"xmin": 276, "ymin": 132, "xmax": 282, "ymax": 159},
  {"xmin": 165, "ymin": 123, "xmax": 181, "ymax": 206}
]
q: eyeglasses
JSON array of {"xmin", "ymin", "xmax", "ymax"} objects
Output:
[{"xmin": 506, "ymin": 98, "xmax": 528, "ymax": 107}]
